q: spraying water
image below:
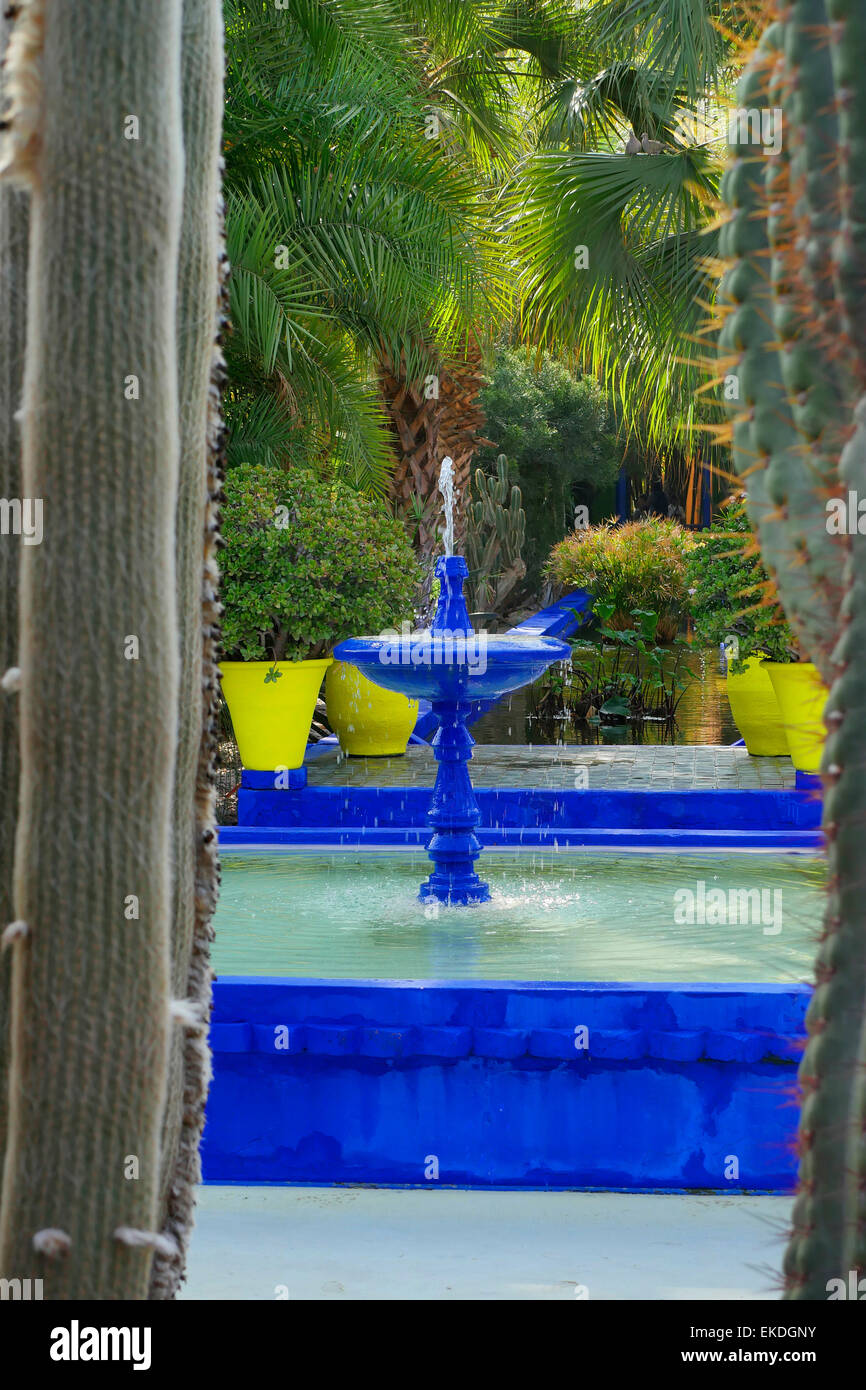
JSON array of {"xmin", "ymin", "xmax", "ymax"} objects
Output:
[{"xmin": 438, "ymin": 456, "xmax": 455, "ymax": 557}]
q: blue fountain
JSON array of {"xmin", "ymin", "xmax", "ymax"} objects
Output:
[{"xmin": 334, "ymin": 465, "xmax": 570, "ymax": 903}]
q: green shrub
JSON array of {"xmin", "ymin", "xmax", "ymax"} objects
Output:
[
  {"xmin": 546, "ymin": 517, "xmax": 693, "ymax": 642},
  {"xmin": 685, "ymin": 500, "xmax": 798, "ymax": 669},
  {"xmin": 221, "ymin": 463, "xmax": 418, "ymax": 661}
]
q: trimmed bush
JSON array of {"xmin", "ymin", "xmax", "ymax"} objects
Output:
[
  {"xmin": 221, "ymin": 463, "xmax": 418, "ymax": 661},
  {"xmin": 546, "ymin": 517, "xmax": 693, "ymax": 642}
]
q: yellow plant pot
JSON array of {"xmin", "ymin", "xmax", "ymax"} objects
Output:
[
  {"xmin": 765, "ymin": 662, "xmax": 829, "ymax": 773},
  {"xmin": 725, "ymin": 656, "xmax": 790, "ymax": 756},
  {"xmin": 220, "ymin": 659, "xmax": 332, "ymax": 770},
  {"xmin": 326, "ymin": 660, "xmax": 418, "ymax": 756}
]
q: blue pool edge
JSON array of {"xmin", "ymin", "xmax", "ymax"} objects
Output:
[{"xmin": 202, "ymin": 974, "xmax": 810, "ymax": 1194}]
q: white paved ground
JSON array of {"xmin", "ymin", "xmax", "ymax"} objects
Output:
[{"xmin": 181, "ymin": 1187, "xmax": 791, "ymax": 1301}]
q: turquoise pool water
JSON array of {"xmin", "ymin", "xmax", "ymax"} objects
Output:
[{"xmin": 212, "ymin": 848, "xmax": 824, "ymax": 983}]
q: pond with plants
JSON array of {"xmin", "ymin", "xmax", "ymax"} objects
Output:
[
  {"xmin": 474, "ymin": 646, "xmax": 737, "ymax": 747},
  {"xmin": 478, "ymin": 505, "xmax": 827, "ymax": 758},
  {"xmin": 479, "ymin": 514, "xmax": 729, "ymax": 746}
]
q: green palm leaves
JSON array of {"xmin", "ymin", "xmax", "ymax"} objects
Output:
[
  {"xmin": 506, "ymin": 142, "xmax": 721, "ymax": 441},
  {"xmin": 503, "ymin": 1, "xmax": 749, "ymax": 448},
  {"xmin": 223, "ymin": 0, "xmax": 489, "ymax": 493},
  {"xmin": 223, "ymin": 0, "xmax": 751, "ymax": 486}
]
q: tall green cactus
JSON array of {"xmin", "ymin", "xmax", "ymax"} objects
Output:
[
  {"xmin": 465, "ymin": 455, "xmax": 527, "ymax": 612},
  {"xmin": 718, "ymin": 0, "xmax": 866, "ymax": 1297},
  {"xmin": 0, "ymin": 6, "xmax": 27, "ymax": 1195},
  {"xmin": 0, "ymin": 0, "xmax": 223, "ymax": 1299},
  {"xmin": 149, "ymin": 0, "xmax": 224, "ymax": 1301}
]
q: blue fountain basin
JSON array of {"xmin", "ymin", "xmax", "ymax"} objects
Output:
[{"xmin": 333, "ymin": 633, "xmax": 571, "ymax": 703}]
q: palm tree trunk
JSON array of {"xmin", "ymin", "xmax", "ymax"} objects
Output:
[{"xmin": 381, "ymin": 340, "xmax": 489, "ymax": 556}]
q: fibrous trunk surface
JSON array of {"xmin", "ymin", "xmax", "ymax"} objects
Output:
[
  {"xmin": 0, "ymin": 0, "xmax": 184, "ymax": 1299},
  {"xmin": 382, "ymin": 340, "xmax": 488, "ymax": 555},
  {"xmin": 0, "ymin": 5, "xmax": 27, "ymax": 1196},
  {"xmin": 148, "ymin": 0, "xmax": 224, "ymax": 1301}
]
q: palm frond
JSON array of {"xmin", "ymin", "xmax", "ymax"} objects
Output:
[{"xmin": 507, "ymin": 144, "xmax": 722, "ymax": 443}]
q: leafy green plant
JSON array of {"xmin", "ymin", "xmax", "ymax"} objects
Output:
[
  {"xmin": 221, "ymin": 463, "xmax": 417, "ymax": 661},
  {"xmin": 533, "ymin": 601, "xmax": 691, "ymax": 727},
  {"xmin": 685, "ymin": 500, "xmax": 798, "ymax": 670},
  {"xmin": 547, "ymin": 517, "xmax": 693, "ymax": 642},
  {"xmin": 503, "ymin": 4, "xmax": 755, "ymax": 453}
]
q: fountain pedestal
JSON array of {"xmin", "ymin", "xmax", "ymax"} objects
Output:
[
  {"xmin": 421, "ymin": 700, "xmax": 490, "ymax": 905},
  {"xmin": 418, "ymin": 557, "xmax": 490, "ymax": 904}
]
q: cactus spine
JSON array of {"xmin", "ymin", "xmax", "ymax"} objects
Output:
[
  {"xmin": 465, "ymin": 455, "xmax": 527, "ymax": 611},
  {"xmin": 719, "ymin": 0, "xmax": 866, "ymax": 1296},
  {"xmin": 0, "ymin": 0, "xmax": 185, "ymax": 1297},
  {"xmin": 0, "ymin": 6, "xmax": 27, "ymax": 1192}
]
